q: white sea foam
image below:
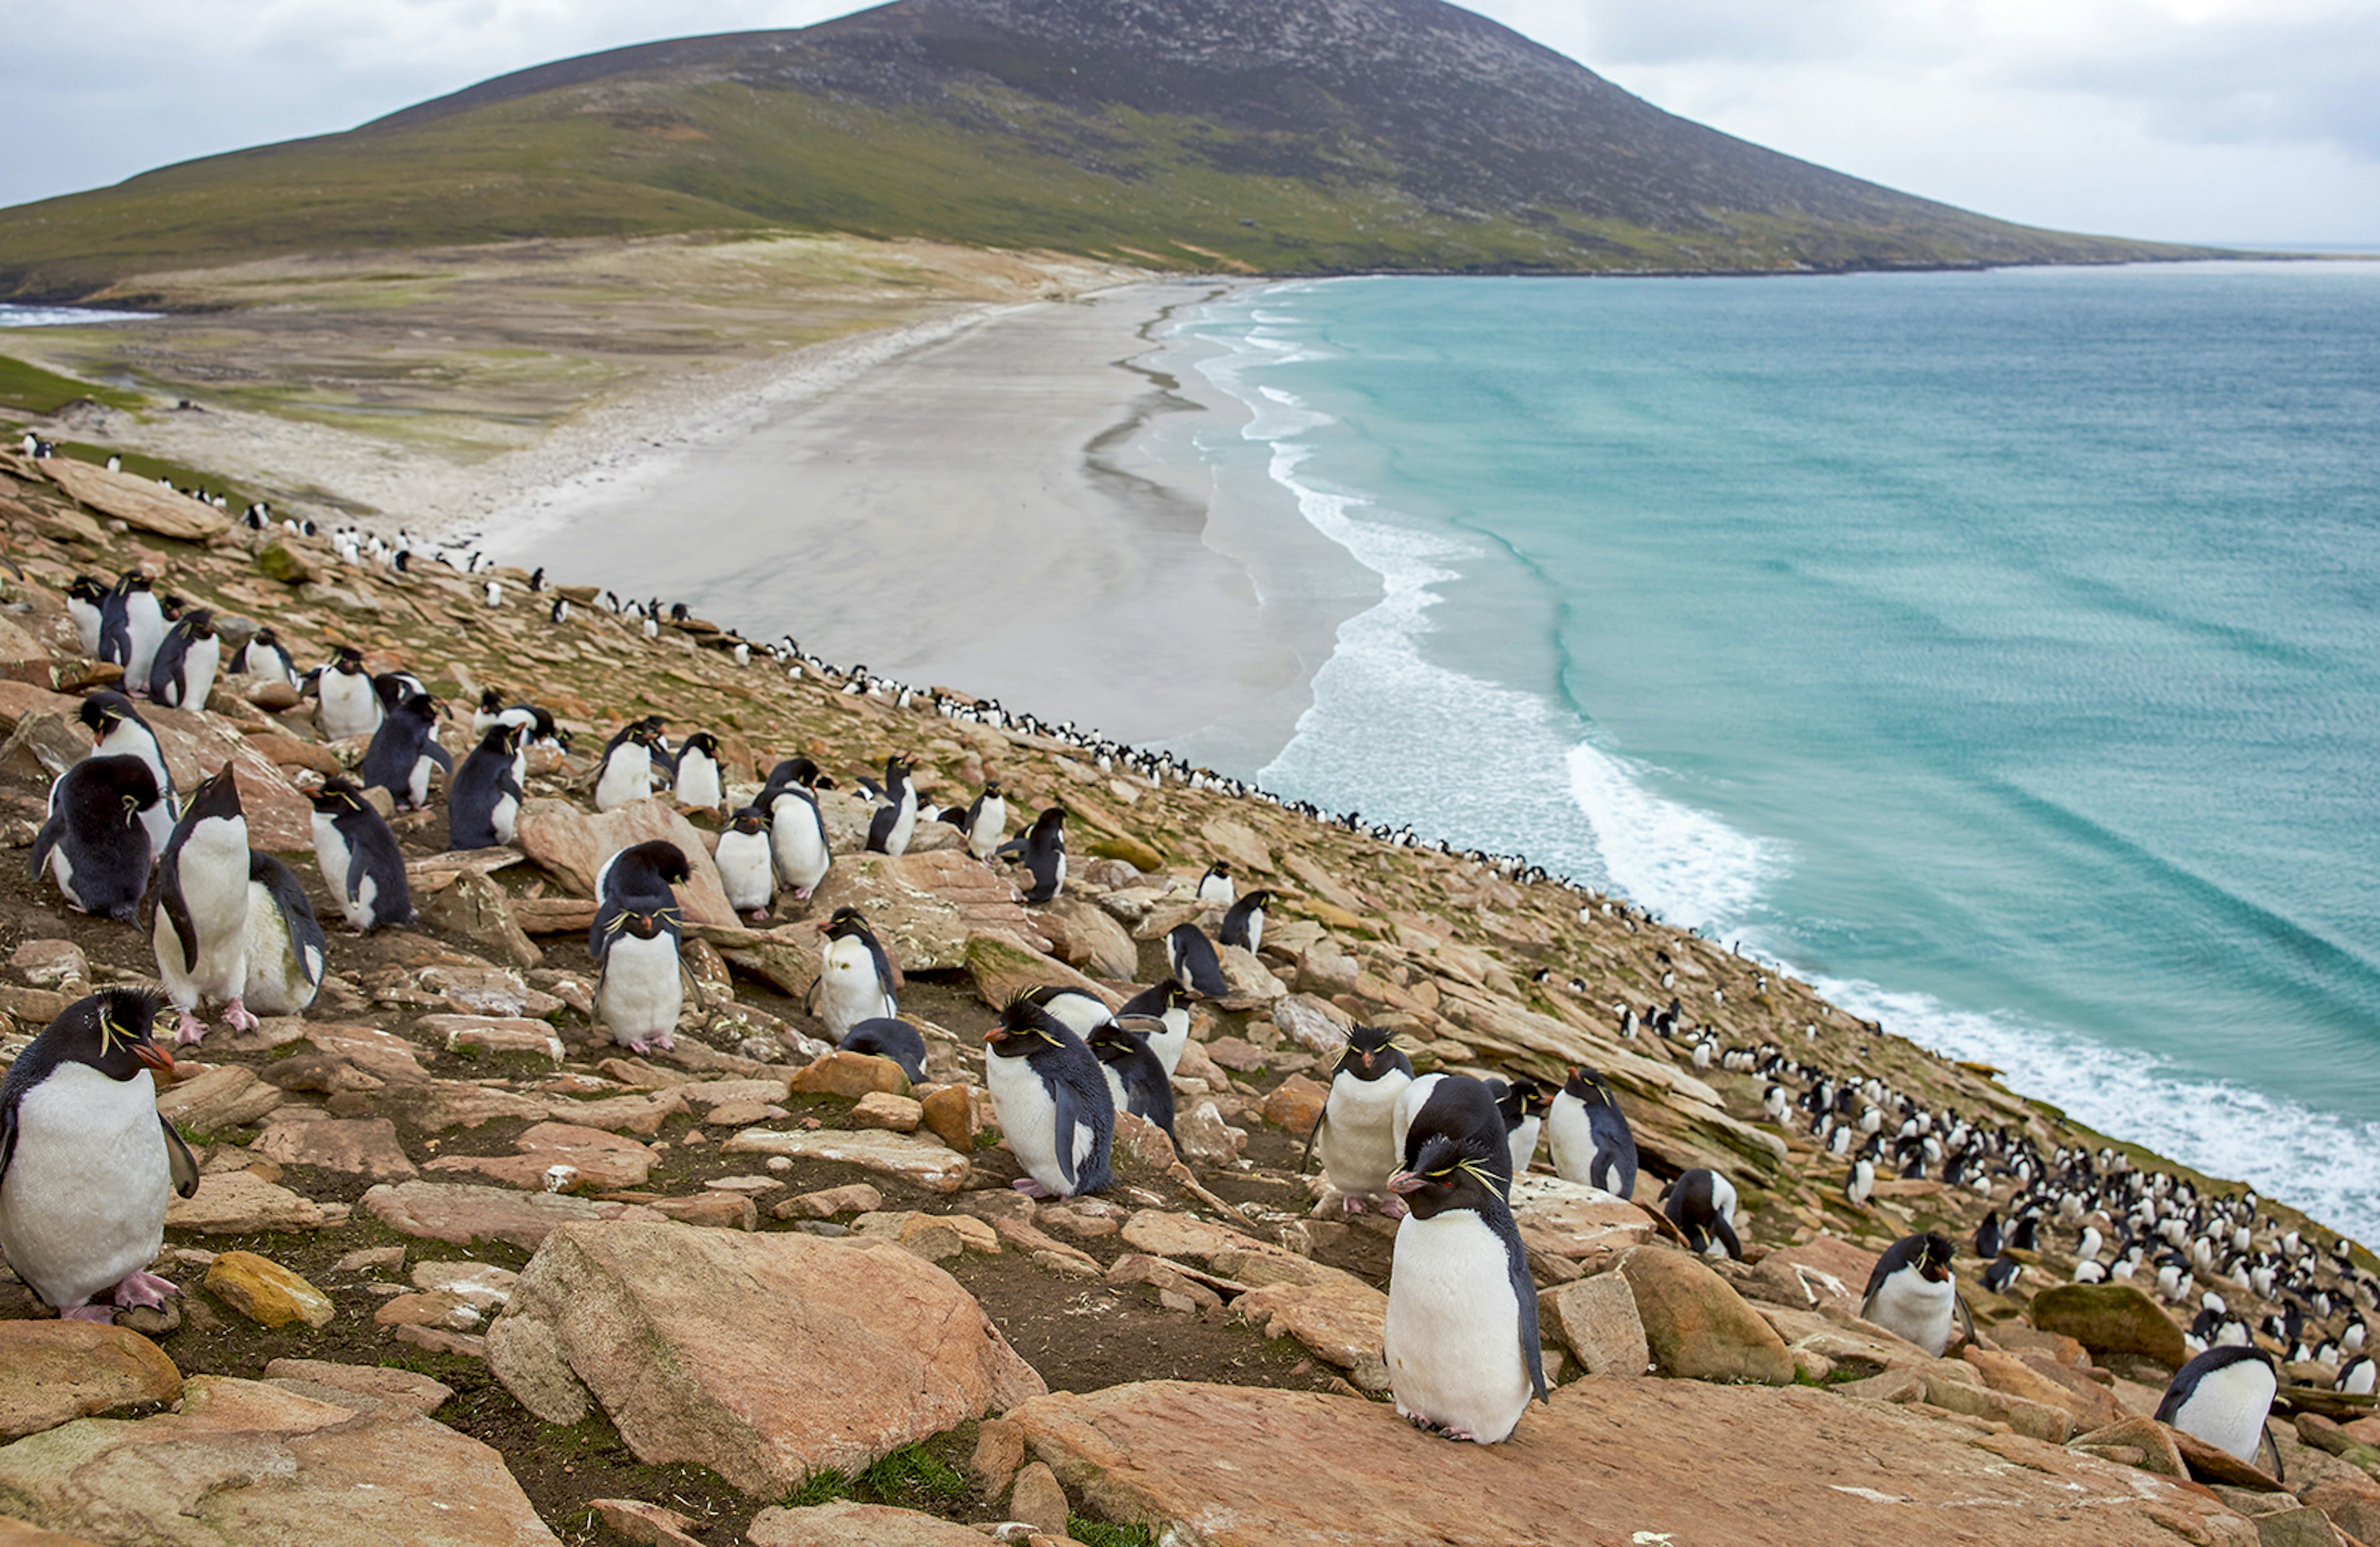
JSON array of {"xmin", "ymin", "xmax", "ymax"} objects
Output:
[
  {"xmin": 1188, "ymin": 284, "xmax": 2380, "ymax": 1245},
  {"xmin": 0, "ymin": 304, "xmax": 159, "ymax": 328}
]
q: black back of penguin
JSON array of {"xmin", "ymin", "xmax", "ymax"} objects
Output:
[
  {"xmin": 1219, "ymin": 888, "xmax": 1271, "ymax": 951},
  {"xmin": 358, "ymin": 692, "xmax": 448, "ymax": 809},
  {"xmin": 447, "ymin": 722, "xmax": 524, "ymax": 850},
  {"xmin": 1087, "ymin": 1020, "xmax": 1177, "ymax": 1139},
  {"xmin": 32, "ymin": 754, "xmax": 159, "ymax": 920},
  {"xmin": 311, "ymin": 777, "xmax": 414, "ymax": 928},
  {"xmin": 1664, "ymin": 1168, "xmax": 1743, "ymax": 1259},
  {"xmin": 837, "ymin": 1018, "xmax": 928, "ymax": 1083},
  {"xmin": 1166, "ymin": 922, "xmax": 1228, "ymax": 998},
  {"xmin": 1011, "ymin": 806, "xmax": 1066, "ymax": 902}
]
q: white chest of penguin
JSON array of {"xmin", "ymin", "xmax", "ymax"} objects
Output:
[
  {"xmin": 819, "ymin": 939, "xmax": 891, "ymax": 1028},
  {"xmin": 599, "ymin": 931, "xmax": 681, "ymax": 1036},
  {"xmin": 1385, "ymin": 1209, "xmax": 1531, "ymax": 1442},
  {"xmin": 161, "ymin": 821, "xmax": 249, "ymax": 990},
  {"xmin": 1318, "ymin": 1073, "xmax": 1409, "ymax": 1194},
  {"xmin": 1867, "ymin": 1270, "xmax": 1955, "ymax": 1357},
  {"xmin": 0, "ymin": 1065, "xmax": 168, "ymax": 1305}
]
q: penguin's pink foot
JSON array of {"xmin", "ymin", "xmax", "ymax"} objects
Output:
[
  {"xmin": 793, "ymin": 886, "xmax": 815, "ymax": 902},
  {"xmin": 1378, "ymin": 1196, "xmax": 1410, "ymax": 1220},
  {"xmin": 1341, "ymin": 1195, "xmax": 1369, "ymax": 1217},
  {"xmin": 625, "ymin": 1033, "xmax": 674, "ymax": 1054},
  {"xmin": 222, "ymin": 1000, "xmax": 260, "ymax": 1033},
  {"xmin": 1438, "ymin": 1427, "xmax": 1479, "ymax": 1444},
  {"xmin": 173, "ymin": 1010, "xmax": 208, "ymax": 1046},
  {"xmin": 748, "ymin": 909, "xmax": 771, "ymax": 923},
  {"xmin": 60, "ymin": 1304, "xmax": 117, "ymax": 1324},
  {"xmin": 1010, "ymin": 1179, "xmax": 1055, "ymax": 1198},
  {"xmin": 111, "ymin": 1271, "xmax": 177, "ymax": 1309}
]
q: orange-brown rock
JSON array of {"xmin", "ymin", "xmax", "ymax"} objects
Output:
[
  {"xmin": 485, "ymin": 1222, "xmax": 1046, "ymax": 1496},
  {"xmin": 1258, "ymin": 1073, "xmax": 1328, "ymax": 1137},
  {"xmin": 1616, "ymin": 1245, "xmax": 1794, "ymax": 1385},
  {"xmin": 803, "ymin": 850, "xmax": 1054, "ymax": 968},
  {"xmin": 989, "ymin": 1378, "xmax": 2252, "ymax": 1546},
  {"xmin": 0, "ymin": 1321, "xmax": 181, "ymax": 1442},
  {"xmin": 514, "ymin": 796, "xmax": 736, "ymax": 924},
  {"xmin": 788, "ymin": 1049, "xmax": 911, "ymax": 1098},
  {"xmin": 919, "ymin": 1082, "xmax": 978, "ymax": 1153},
  {"xmin": 745, "ymin": 1500, "xmax": 992, "ymax": 1547},
  {"xmin": 425, "ymin": 1122, "xmax": 656, "ymax": 1191}
]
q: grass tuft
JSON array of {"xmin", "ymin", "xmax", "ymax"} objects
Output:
[{"xmin": 1069, "ymin": 1519, "xmax": 1159, "ymax": 1547}]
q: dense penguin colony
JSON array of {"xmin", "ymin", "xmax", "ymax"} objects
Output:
[{"xmin": 0, "ymin": 452, "xmax": 2374, "ymax": 1537}]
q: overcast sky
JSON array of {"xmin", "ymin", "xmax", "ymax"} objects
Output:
[{"xmin": 2, "ymin": 0, "xmax": 2374, "ymax": 247}]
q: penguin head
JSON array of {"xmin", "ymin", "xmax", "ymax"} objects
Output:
[
  {"xmin": 987, "ymin": 994, "xmax": 1075, "ymax": 1060},
  {"xmin": 1562, "ymin": 1065, "xmax": 1614, "ymax": 1105},
  {"xmin": 1086, "ymin": 1020, "xmax": 1143, "ymax": 1065},
  {"xmin": 478, "ymin": 720, "xmax": 524, "ymax": 756},
  {"xmin": 770, "ymin": 757, "xmax": 821, "ymax": 790},
  {"xmin": 117, "ymin": 570, "xmax": 152, "ymax": 594},
  {"xmin": 682, "ymin": 731, "xmax": 720, "ymax": 758},
  {"xmin": 1388, "ymin": 1127, "xmax": 1507, "ymax": 1221},
  {"xmin": 182, "ymin": 609, "xmax": 217, "ymax": 640},
  {"xmin": 396, "ymin": 690, "xmax": 440, "ymax": 725},
  {"xmin": 619, "ymin": 908, "xmax": 674, "ymax": 941},
  {"xmin": 69, "ymin": 574, "xmax": 107, "ymax": 604},
  {"xmin": 981, "ymin": 778, "xmax": 1002, "ymax": 797},
  {"xmin": 1911, "ymin": 1232, "xmax": 1957, "ymax": 1283},
  {"xmin": 1033, "ymin": 806, "xmax": 1066, "ymax": 834},
  {"xmin": 38, "ymin": 987, "xmax": 177, "ymax": 1085},
  {"xmin": 332, "ymin": 645, "xmax": 367, "ymax": 674},
  {"xmin": 1497, "ymin": 1074, "xmax": 1546, "ymax": 1121},
  {"xmin": 728, "ymin": 804, "xmax": 769, "ymax": 836},
  {"xmin": 183, "ymin": 765, "xmax": 242, "ymax": 822},
  {"xmin": 311, "ymin": 775, "xmax": 371, "ymax": 814},
  {"xmin": 614, "ymin": 839, "xmax": 692, "ymax": 890},
  {"xmin": 1205, "ymin": 861, "xmax": 1232, "ymax": 881},
  {"xmin": 1340, "ymin": 1024, "xmax": 1402, "ymax": 1080},
  {"xmin": 478, "ymin": 687, "xmax": 505, "ymax": 714},
  {"xmin": 1238, "ymin": 888, "xmax": 1272, "ymax": 913},
  {"xmin": 822, "ymin": 907, "xmax": 879, "ymax": 947}
]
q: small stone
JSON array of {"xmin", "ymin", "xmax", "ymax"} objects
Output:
[
  {"xmin": 919, "ymin": 1083, "xmax": 977, "ymax": 1153},
  {"xmin": 591, "ymin": 1499, "xmax": 706, "ymax": 1547},
  {"xmin": 651, "ymin": 1193, "xmax": 759, "ymax": 1230},
  {"xmin": 1173, "ymin": 1099, "xmax": 1246, "ymax": 1165},
  {"xmin": 203, "ymin": 1251, "xmax": 335, "ymax": 1329},
  {"xmin": 411, "ymin": 1260, "xmax": 519, "ymax": 1308},
  {"xmin": 262, "ymin": 1357, "xmax": 452, "ymax": 1417},
  {"xmin": 374, "ymin": 1291, "xmax": 482, "ymax": 1333},
  {"xmin": 852, "ymin": 1091, "xmax": 925, "ymax": 1132},
  {"xmin": 9, "ymin": 940, "xmax": 87, "ymax": 988},
  {"xmin": 774, "ymin": 1183, "xmax": 886, "ymax": 1220},
  {"xmin": 1009, "ymin": 1461, "xmax": 1070, "ymax": 1537},
  {"xmin": 255, "ymin": 541, "xmax": 314, "ymax": 584},
  {"xmin": 1259, "ymin": 1074, "xmax": 1329, "ymax": 1137},
  {"xmin": 333, "ymin": 1246, "xmax": 407, "ymax": 1274},
  {"xmin": 1034, "ymin": 1249, "xmax": 1104, "ymax": 1280}
]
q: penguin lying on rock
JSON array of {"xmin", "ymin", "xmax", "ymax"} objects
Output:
[
  {"xmin": 0, "ymin": 988, "xmax": 199, "ymax": 1323},
  {"xmin": 838, "ymin": 1018, "xmax": 928, "ymax": 1084},
  {"xmin": 984, "ymin": 994, "xmax": 1113, "ymax": 1199},
  {"xmin": 1384, "ymin": 1075, "xmax": 1546, "ymax": 1445},
  {"xmin": 2156, "ymin": 1345, "xmax": 2284, "ymax": 1476},
  {"xmin": 32, "ymin": 755, "xmax": 161, "ymax": 921}
]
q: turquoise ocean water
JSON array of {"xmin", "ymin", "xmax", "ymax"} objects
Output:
[{"xmin": 1170, "ymin": 262, "xmax": 2380, "ymax": 1240}]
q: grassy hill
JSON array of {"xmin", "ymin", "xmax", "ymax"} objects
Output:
[{"xmin": 0, "ymin": 0, "xmax": 2205, "ymax": 299}]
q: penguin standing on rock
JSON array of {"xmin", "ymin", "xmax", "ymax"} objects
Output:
[
  {"xmin": 0, "ymin": 988, "xmax": 198, "ymax": 1321},
  {"xmin": 594, "ymin": 719, "xmax": 671, "ymax": 811},
  {"xmin": 759, "ymin": 759, "xmax": 832, "ymax": 901},
  {"xmin": 1545, "ymin": 1066, "xmax": 1637, "ymax": 1199},
  {"xmin": 672, "ymin": 731, "xmax": 725, "ymax": 811},
  {"xmin": 1663, "ymin": 1168, "xmax": 1744, "ymax": 1259},
  {"xmin": 1488, "ymin": 1076, "xmax": 1545, "ymax": 1178},
  {"xmin": 1383, "ymin": 1082, "xmax": 1546, "ymax": 1445},
  {"xmin": 228, "ymin": 627, "xmax": 298, "ymax": 690},
  {"xmin": 1197, "ymin": 862, "xmax": 1235, "ymax": 907},
  {"xmin": 838, "ymin": 1018, "xmax": 928, "ymax": 1083},
  {"xmin": 1113, "ymin": 979, "xmax": 1193, "ymax": 1076},
  {"xmin": 1307, "ymin": 1025, "xmax": 1415, "ymax": 1214},
  {"xmin": 146, "ymin": 609, "xmax": 219, "ymax": 708},
  {"xmin": 32, "ymin": 756, "xmax": 161, "ymax": 920},
  {"xmin": 310, "ymin": 777, "xmax": 413, "ymax": 932},
  {"xmin": 984, "ymin": 994, "xmax": 1113, "ymax": 1199},
  {"xmin": 962, "ymin": 778, "xmax": 1006, "ymax": 862},
  {"xmin": 1088, "ymin": 1020, "xmax": 1176, "ymax": 1140},
  {"xmin": 1165, "ymin": 922, "xmax": 1228, "ymax": 998},
  {"xmin": 314, "ymin": 646, "xmax": 383, "ymax": 739},
  {"xmin": 865, "ymin": 754, "xmax": 919, "ymax": 855},
  {"xmin": 592, "ymin": 841, "xmax": 690, "ymax": 1054},
  {"xmin": 359, "ymin": 691, "xmax": 450, "ymax": 811},
  {"xmin": 240, "ymin": 852, "xmax": 325, "ymax": 1016},
  {"xmin": 146, "ymin": 767, "xmax": 257, "ymax": 1045},
  {"xmin": 2156, "ymin": 1346, "xmax": 2284, "ymax": 1475},
  {"xmin": 65, "ymin": 575, "xmax": 107, "ymax": 657},
  {"xmin": 809, "ymin": 908, "xmax": 899, "ymax": 1040},
  {"xmin": 1861, "ymin": 1232, "xmax": 1965, "ymax": 1356},
  {"xmin": 713, "ymin": 805, "xmax": 776, "ymax": 920},
  {"xmin": 79, "ymin": 693, "xmax": 175, "ymax": 861},
  {"xmin": 97, "ymin": 573, "xmax": 166, "ymax": 692},
  {"xmin": 1003, "ymin": 806, "xmax": 1066, "ymax": 902},
  {"xmin": 447, "ymin": 721, "xmax": 525, "ymax": 850},
  {"xmin": 1219, "ymin": 889, "xmax": 1271, "ymax": 954}
]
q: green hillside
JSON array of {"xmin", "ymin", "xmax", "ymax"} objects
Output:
[{"xmin": 0, "ymin": 0, "xmax": 2206, "ymax": 299}]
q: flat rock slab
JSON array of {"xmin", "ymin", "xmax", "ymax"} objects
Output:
[
  {"xmin": 720, "ymin": 1127, "xmax": 970, "ymax": 1192},
  {"xmin": 992, "ymin": 1378, "xmax": 2253, "ymax": 1547},
  {"xmin": 361, "ymin": 1179, "xmax": 666, "ymax": 1250},
  {"xmin": 262, "ymin": 1358, "xmax": 452, "ymax": 1417},
  {"xmin": 746, "ymin": 1499, "xmax": 994, "ymax": 1546},
  {"xmin": 252, "ymin": 1116, "xmax": 418, "ymax": 1179},
  {"xmin": 167, "ymin": 1169, "xmax": 346, "ymax": 1233},
  {"xmin": 1236, "ymin": 1277, "xmax": 1390, "ymax": 1390},
  {"xmin": 424, "ymin": 1121, "xmax": 656, "ymax": 1191},
  {"xmin": 485, "ymin": 1222, "xmax": 1045, "ymax": 1496},
  {"xmin": 0, "ymin": 1375, "xmax": 558, "ymax": 1546},
  {"xmin": 0, "ymin": 1322, "xmax": 180, "ymax": 1442},
  {"xmin": 38, "ymin": 458, "xmax": 231, "ymax": 541},
  {"xmin": 804, "ymin": 850, "xmax": 1054, "ymax": 969},
  {"xmin": 1508, "ymin": 1177, "xmax": 1658, "ymax": 1270},
  {"xmin": 516, "ymin": 798, "xmax": 736, "ymax": 925}
]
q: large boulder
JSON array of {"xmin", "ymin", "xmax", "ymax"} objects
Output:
[
  {"xmin": 2027, "ymin": 1283, "xmax": 2189, "ymax": 1368},
  {"xmin": 985, "ymin": 1378, "xmax": 2252, "ymax": 1547},
  {"xmin": 1031, "ymin": 896, "xmax": 1139, "ymax": 981},
  {"xmin": 514, "ymin": 797, "xmax": 736, "ymax": 924},
  {"xmin": 806, "ymin": 851, "xmax": 1056, "ymax": 969},
  {"xmin": 1615, "ymin": 1246, "xmax": 1794, "ymax": 1385},
  {"xmin": 486, "ymin": 1222, "xmax": 1044, "ymax": 1496},
  {"xmin": 964, "ymin": 932, "xmax": 1121, "ymax": 1012},
  {"xmin": 1540, "ymin": 1272, "xmax": 1649, "ymax": 1378},
  {"xmin": 0, "ymin": 1375, "xmax": 558, "ymax": 1546}
]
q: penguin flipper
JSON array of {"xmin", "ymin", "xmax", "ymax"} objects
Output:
[
  {"xmin": 159, "ymin": 1117, "xmax": 200, "ymax": 1199},
  {"xmin": 1049, "ymin": 1081, "xmax": 1085, "ymax": 1192},
  {"xmin": 0, "ymin": 1100, "xmax": 16, "ymax": 1186},
  {"xmin": 158, "ymin": 863, "xmax": 200, "ymax": 975},
  {"xmin": 429, "ymin": 743, "xmax": 454, "ymax": 773},
  {"xmin": 2258, "ymin": 1420, "xmax": 2286, "ymax": 1483},
  {"xmin": 1952, "ymin": 1291, "xmax": 1977, "ymax": 1351},
  {"xmin": 1300, "ymin": 1106, "xmax": 1327, "ymax": 1173},
  {"xmin": 28, "ymin": 814, "xmax": 59, "ymax": 881},
  {"xmin": 1712, "ymin": 1215, "xmax": 1745, "ymax": 1261},
  {"xmin": 1502, "ymin": 1207, "xmax": 1550, "ymax": 1401}
]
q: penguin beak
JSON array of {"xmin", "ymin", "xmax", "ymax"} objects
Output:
[
  {"xmin": 1922, "ymin": 1259, "xmax": 1950, "ymax": 1283},
  {"xmin": 982, "ymin": 1028, "xmax": 1005, "ymax": 1045},
  {"xmin": 1387, "ymin": 1170, "xmax": 1428, "ymax": 1195},
  {"xmin": 134, "ymin": 1042, "xmax": 175, "ymax": 1078}
]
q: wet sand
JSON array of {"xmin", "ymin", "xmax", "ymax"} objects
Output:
[{"xmin": 482, "ymin": 280, "xmax": 1376, "ymax": 769}]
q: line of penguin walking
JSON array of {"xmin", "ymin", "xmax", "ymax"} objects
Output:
[{"xmin": 4, "ymin": 560, "xmax": 2368, "ymax": 1472}]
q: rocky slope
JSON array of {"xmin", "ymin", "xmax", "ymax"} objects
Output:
[
  {"xmin": 0, "ymin": 0, "xmax": 2205, "ymax": 299},
  {"xmin": 0, "ymin": 449, "xmax": 2374, "ymax": 1547}
]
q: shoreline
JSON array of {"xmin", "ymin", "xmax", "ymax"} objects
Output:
[{"xmin": 478, "ymin": 280, "xmax": 1380, "ymax": 771}]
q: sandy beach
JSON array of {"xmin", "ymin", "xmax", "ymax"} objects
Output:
[{"xmin": 480, "ymin": 280, "xmax": 1378, "ymax": 771}]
